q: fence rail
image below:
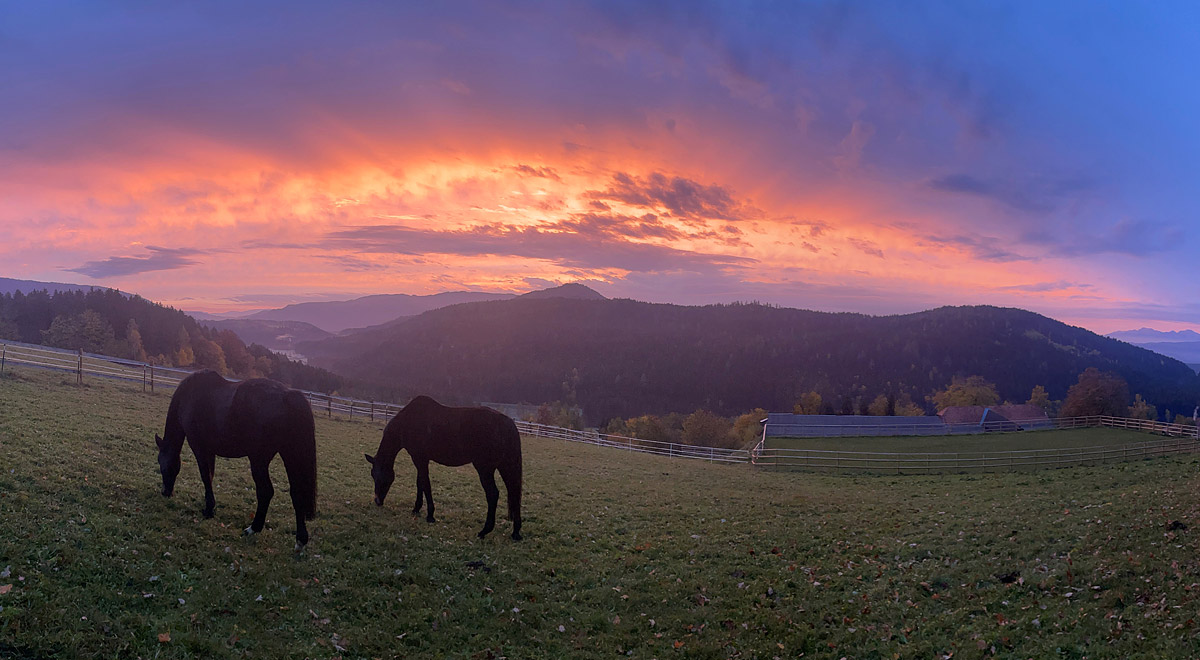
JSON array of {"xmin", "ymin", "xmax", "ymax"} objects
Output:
[
  {"xmin": 752, "ymin": 415, "xmax": 1200, "ymax": 473},
  {"xmin": 3, "ymin": 339, "xmax": 1198, "ymax": 473},
  {"xmin": 515, "ymin": 421, "xmax": 750, "ymax": 464}
]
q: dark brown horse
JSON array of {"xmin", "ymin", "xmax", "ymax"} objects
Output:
[
  {"xmin": 156, "ymin": 370, "xmax": 318, "ymax": 550},
  {"xmin": 365, "ymin": 395, "xmax": 522, "ymax": 540}
]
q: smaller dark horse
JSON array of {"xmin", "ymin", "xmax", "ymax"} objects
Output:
[
  {"xmin": 366, "ymin": 395, "xmax": 522, "ymax": 540},
  {"xmin": 156, "ymin": 370, "xmax": 318, "ymax": 550}
]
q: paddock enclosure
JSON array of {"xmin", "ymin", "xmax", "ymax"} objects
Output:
[{"xmin": 5, "ymin": 365, "xmax": 1200, "ymax": 658}]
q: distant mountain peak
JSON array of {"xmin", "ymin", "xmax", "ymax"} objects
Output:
[
  {"xmin": 518, "ymin": 283, "xmax": 606, "ymax": 301},
  {"xmin": 1108, "ymin": 328, "xmax": 1200, "ymax": 343}
]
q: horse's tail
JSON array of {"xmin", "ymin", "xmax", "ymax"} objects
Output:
[
  {"xmin": 499, "ymin": 420, "xmax": 523, "ymax": 536},
  {"xmin": 282, "ymin": 390, "xmax": 318, "ymax": 520}
]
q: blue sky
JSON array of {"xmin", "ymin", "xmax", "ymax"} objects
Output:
[{"xmin": 1, "ymin": 1, "xmax": 1197, "ymax": 332}]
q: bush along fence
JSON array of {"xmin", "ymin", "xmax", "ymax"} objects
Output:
[{"xmin": 3, "ymin": 339, "xmax": 1198, "ymax": 472}]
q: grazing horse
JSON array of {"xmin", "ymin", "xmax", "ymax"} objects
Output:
[
  {"xmin": 365, "ymin": 395, "xmax": 523, "ymax": 540},
  {"xmin": 156, "ymin": 370, "xmax": 318, "ymax": 550}
]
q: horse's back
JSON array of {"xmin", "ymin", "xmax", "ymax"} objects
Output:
[{"xmin": 389, "ymin": 397, "xmax": 520, "ymax": 467}]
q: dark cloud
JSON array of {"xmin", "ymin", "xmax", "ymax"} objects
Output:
[
  {"xmin": 511, "ymin": 164, "xmax": 562, "ymax": 181},
  {"xmin": 927, "ymin": 173, "xmax": 1091, "ymax": 214},
  {"xmin": 325, "ymin": 222, "xmax": 754, "ymax": 274},
  {"xmin": 996, "ymin": 281, "xmax": 1094, "ymax": 293},
  {"xmin": 847, "ymin": 237, "xmax": 884, "ymax": 258},
  {"xmin": 67, "ymin": 246, "xmax": 204, "ymax": 278},
  {"xmin": 919, "ymin": 234, "xmax": 1036, "ymax": 263},
  {"xmin": 1027, "ymin": 219, "xmax": 1183, "ymax": 258},
  {"xmin": 590, "ymin": 172, "xmax": 757, "ymax": 223}
]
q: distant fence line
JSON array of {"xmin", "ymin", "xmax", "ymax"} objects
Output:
[
  {"xmin": 0, "ymin": 340, "xmax": 743, "ymax": 463},
  {"xmin": 3, "ymin": 339, "xmax": 1199, "ymax": 473}
]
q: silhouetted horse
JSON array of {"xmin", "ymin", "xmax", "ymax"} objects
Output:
[
  {"xmin": 366, "ymin": 395, "xmax": 523, "ymax": 540},
  {"xmin": 156, "ymin": 370, "xmax": 318, "ymax": 550}
]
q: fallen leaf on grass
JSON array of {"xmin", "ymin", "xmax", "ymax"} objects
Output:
[
  {"xmin": 0, "ymin": 585, "xmax": 11, "ymax": 595},
  {"xmin": 158, "ymin": 632, "xmax": 171, "ymax": 643}
]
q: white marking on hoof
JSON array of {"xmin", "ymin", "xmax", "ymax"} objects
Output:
[
  {"xmin": 244, "ymin": 525, "xmax": 257, "ymax": 536},
  {"xmin": 294, "ymin": 541, "xmax": 305, "ymax": 554}
]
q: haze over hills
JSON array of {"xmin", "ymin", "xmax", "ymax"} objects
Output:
[
  {"xmin": 243, "ymin": 291, "xmax": 514, "ymax": 333},
  {"xmin": 1107, "ymin": 328, "xmax": 1200, "ymax": 372},
  {"xmin": 299, "ymin": 290, "xmax": 1200, "ymax": 424},
  {"xmin": 1108, "ymin": 328, "xmax": 1200, "ymax": 343}
]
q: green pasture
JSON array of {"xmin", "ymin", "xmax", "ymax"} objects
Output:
[
  {"xmin": 765, "ymin": 427, "xmax": 1156, "ymax": 454},
  {"xmin": 3, "ymin": 366, "xmax": 1200, "ymax": 658}
]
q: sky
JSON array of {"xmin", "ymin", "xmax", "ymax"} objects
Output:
[{"xmin": 2, "ymin": 1, "xmax": 1198, "ymax": 333}]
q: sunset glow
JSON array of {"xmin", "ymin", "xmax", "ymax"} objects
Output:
[{"xmin": 2, "ymin": 2, "xmax": 1198, "ymax": 332}]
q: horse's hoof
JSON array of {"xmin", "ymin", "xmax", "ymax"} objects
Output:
[
  {"xmin": 202, "ymin": 510, "xmax": 215, "ymax": 519},
  {"xmin": 244, "ymin": 525, "xmax": 258, "ymax": 536},
  {"xmin": 512, "ymin": 533, "xmax": 523, "ymax": 541},
  {"xmin": 294, "ymin": 541, "xmax": 306, "ymax": 554},
  {"xmin": 426, "ymin": 517, "xmax": 436, "ymax": 524},
  {"xmin": 477, "ymin": 530, "xmax": 490, "ymax": 539}
]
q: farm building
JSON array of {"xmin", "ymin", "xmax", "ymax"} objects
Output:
[
  {"xmin": 937, "ymin": 404, "xmax": 1053, "ymax": 432},
  {"xmin": 762, "ymin": 404, "xmax": 1053, "ymax": 438},
  {"xmin": 761, "ymin": 413, "xmax": 949, "ymax": 437}
]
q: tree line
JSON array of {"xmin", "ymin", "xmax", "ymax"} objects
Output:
[
  {"xmin": 553, "ymin": 369, "xmax": 1196, "ymax": 451},
  {"xmin": 0, "ymin": 288, "xmax": 344, "ymax": 393}
]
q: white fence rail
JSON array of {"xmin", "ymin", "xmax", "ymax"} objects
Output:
[
  {"xmin": 752, "ymin": 415, "xmax": 1200, "ymax": 473},
  {"xmin": 4, "ymin": 339, "xmax": 1199, "ymax": 472},
  {"xmin": 516, "ymin": 421, "xmax": 750, "ymax": 464}
]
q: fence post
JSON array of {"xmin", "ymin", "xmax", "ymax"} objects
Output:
[
  {"xmin": 149, "ymin": 365, "xmax": 155, "ymax": 393},
  {"xmin": 327, "ymin": 396, "xmax": 332, "ymax": 418},
  {"xmin": 370, "ymin": 401, "xmax": 375, "ymax": 422},
  {"xmin": 1, "ymin": 343, "xmax": 5, "ymax": 375},
  {"xmin": 142, "ymin": 364, "xmax": 147, "ymax": 392},
  {"xmin": 77, "ymin": 348, "xmax": 83, "ymax": 384}
]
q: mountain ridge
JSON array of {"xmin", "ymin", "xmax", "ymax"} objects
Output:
[{"xmin": 299, "ymin": 297, "xmax": 1200, "ymax": 424}]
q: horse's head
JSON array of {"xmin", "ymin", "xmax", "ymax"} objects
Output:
[
  {"xmin": 156, "ymin": 434, "xmax": 181, "ymax": 497},
  {"xmin": 364, "ymin": 453, "xmax": 394, "ymax": 506}
]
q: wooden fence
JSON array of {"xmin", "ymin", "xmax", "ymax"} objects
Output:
[{"xmin": 4, "ymin": 339, "xmax": 1198, "ymax": 472}]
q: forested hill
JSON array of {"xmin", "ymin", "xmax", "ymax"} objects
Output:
[
  {"xmin": 0, "ymin": 288, "xmax": 343, "ymax": 393},
  {"xmin": 300, "ymin": 297, "xmax": 1200, "ymax": 424}
]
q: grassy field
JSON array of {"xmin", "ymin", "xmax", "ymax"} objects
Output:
[
  {"xmin": 3, "ymin": 366, "xmax": 1200, "ymax": 659},
  {"xmin": 765, "ymin": 428, "xmax": 1157, "ymax": 454}
]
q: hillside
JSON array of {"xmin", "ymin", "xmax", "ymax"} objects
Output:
[
  {"xmin": 200, "ymin": 318, "xmax": 333, "ymax": 352},
  {"xmin": 300, "ymin": 297, "xmax": 1200, "ymax": 423},
  {"xmin": 245, "ymin": 291, "xmax": 514, "ymax": 333}
]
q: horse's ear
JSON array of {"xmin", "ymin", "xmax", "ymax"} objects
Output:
[
  {"xmin": 155, "ymin": 434, "xmax": 164, "ymax": 450},
  {"xmin": 364, "ymin": 453, "xmax": 375, "ymax": 465}
]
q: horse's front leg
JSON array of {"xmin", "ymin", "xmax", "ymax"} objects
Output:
[
  {"xmin": 196, "ymin": 452, "xmax": 217, "ymax": 518},
  {"xmin": 475, "ymin": 466, "xmax": 500, "ymax": 539},
  {"xmin": 414, "ymin": 459, "xmax": 435, "ymax": 523},
  {"xmin": 245, "ymin": 456, "xmax": 275, "ymax": 536}
]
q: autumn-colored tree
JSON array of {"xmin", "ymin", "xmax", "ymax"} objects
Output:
[
  {"xmin": 1060, "ymin": 368, "xmax": 1129, "ymax": 418},
  {"xmin": 682, "ymin": 409, "xmax": 734, "ymax": 448},
  {"xmin": 41, "ymin": 310, "xmax": 116, "ymax": 354},
  {"xmin": 1026, "ymin": 385, "xmax": 1053, "ymax": 415},
  {"xmin": 894, "ymin": 392, "xmax": 925, "ymax": 416},
  {"xmin": 932, "ymin": 375, "xmax": 1000, "ymax": 410},
  {"xmin": 867, "ymin": 394, "xmax": 891, "ymax": 416},
  {"xmin": 1129, "ymin": 394, "xmax": 1157, "ymax": 421},
  {"xmin": 731, "ymin": 408, "xmax": 768, "ymax": 447},
  {"xmin": 793, "ymin": 391, "xmax": 822, "ymax": 415},
  {"xmin": 125, "ymin": 319, "xmax": 148, "ymax": 362},
  {"xmin": 191, "ymin": 336, "xmax": 228, "ymax": 374}
]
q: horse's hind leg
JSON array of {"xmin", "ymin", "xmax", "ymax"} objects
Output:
[
  {"xmin": 196, "ymin": 452, "xmax": 217, "ymax": 518},
  {"xmin": 475, "ymin": 467, "xmax": 500, "ymax": 539},
  {"xmin": 246, "ymin": 456, "xmax": 275, "ymax": 536}
]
